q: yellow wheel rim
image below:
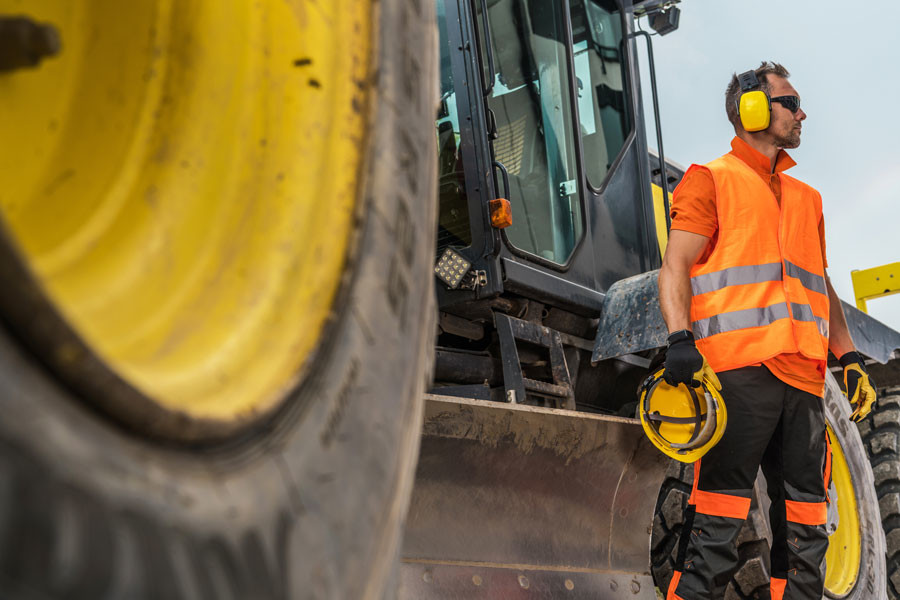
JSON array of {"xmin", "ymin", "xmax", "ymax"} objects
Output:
[
  {"xmin": 824, "ymin": 424, "xmax": 862, "ymax": 595},
  {"xmin": 0, "ymin": 1, "xmax": 373, "ymax": 426}
]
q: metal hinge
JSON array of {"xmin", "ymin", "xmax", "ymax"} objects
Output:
[
  {"xmin": 558, "ymin": 180, "xmax": 577, "ymax": 197},
  {"xmin": 459, "ymin": 270, "xmax": 488, "ymax": 290}
]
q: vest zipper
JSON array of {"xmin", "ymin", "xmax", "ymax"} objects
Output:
[
  {"xmin": 774, "ymin": 172, "xmax": 799, "ymax": 351},
  {"xmin": 731, "ymin": 154, "xmax": 792, "ymax": 317},
  {"xmin": 732, "ymin": 156, "xmax": 798, "ymax": 348}
]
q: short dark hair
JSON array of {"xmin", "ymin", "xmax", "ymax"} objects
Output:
[{"xmin": 725, "ymin": 61, "xmax": 791, "ymax": 128}]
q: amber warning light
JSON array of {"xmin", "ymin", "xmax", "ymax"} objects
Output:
[{"xmin": 489, "ymin": 198, "xmax": 512, "ymax": 229}]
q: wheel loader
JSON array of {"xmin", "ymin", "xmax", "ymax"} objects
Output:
[{"xmin": 0, "ymin": 1, "xmax": 899, "ymax": 599}]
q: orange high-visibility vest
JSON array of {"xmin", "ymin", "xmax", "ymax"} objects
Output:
[{"xmin": 683, "ymin": 153, "xmax": 829, "ymax": 372}]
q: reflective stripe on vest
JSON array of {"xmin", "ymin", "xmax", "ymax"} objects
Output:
[
  {"xmin": 690, "ymin": 262, "xmax": 829, "ymax": 340},
  {"xmin": 693, "ymin": 303, "xmax": 789, "ymax": 339},
  {"xmin": 693, "ymin": 302, "xmax": 828, "ymax": 340},
  {"xmin": 790, "ymin": 302, "xmax": 829, "ymax": 338},
  {"xmin": 785, "ymin": 260, "xmax": 827, "ymax": 295},
  {"xmin": 691, "ymin": 261, "xmax": 827, "ymax": 297},
  {"xmin": 691, "ymin": 262, "xmax": 783, "ymax": 296}
]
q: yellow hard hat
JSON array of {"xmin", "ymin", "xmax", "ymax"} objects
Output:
[{"xmin": 637, "ymin": 368, "xmax": 727, "ymax": 463}]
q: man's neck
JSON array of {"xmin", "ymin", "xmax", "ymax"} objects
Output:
[{"xmin": 736, "ymin": 132, "xmax": 779, "ymax": 172}]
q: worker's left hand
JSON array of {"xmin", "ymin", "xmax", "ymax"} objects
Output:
[{"xmin": 840, "ymin": 351, "xmax": 877, "ymax": 422}]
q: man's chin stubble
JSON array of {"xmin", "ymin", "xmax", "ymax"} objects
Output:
[{"xmin": 776, "ymin": 132, "xmax": 801, "ymax": 149}]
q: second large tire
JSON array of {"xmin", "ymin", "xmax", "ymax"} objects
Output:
[{"xmin": 857, "ymin": 385, "xmax": 900, "ymax": 599}]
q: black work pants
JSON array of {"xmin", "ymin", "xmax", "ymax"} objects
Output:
[{"xmin": 667, "ymin": 366, "xmax": 830, "ymax": 600}]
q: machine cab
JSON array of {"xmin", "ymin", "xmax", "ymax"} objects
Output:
[{"xmin": 434, "ymin": 0, "xmax": 661, "ymax": 319}]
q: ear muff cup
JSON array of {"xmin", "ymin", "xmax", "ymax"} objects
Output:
[{"xmin": 739, "ymin": 89, "xmax": 770, "ymax": 132}]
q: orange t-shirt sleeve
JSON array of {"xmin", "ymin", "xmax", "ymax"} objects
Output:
[{"xmin": 669, "ymin": 166, "xmax": 717, "ymax": 238}]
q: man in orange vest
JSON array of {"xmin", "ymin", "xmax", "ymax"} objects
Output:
[{"xmin": 658, "ymin": 61, "xmax": 877, "ymax": 599}]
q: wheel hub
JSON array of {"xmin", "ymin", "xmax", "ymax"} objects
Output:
[{"xmin": 0, "ymin": 0, "xmax": 374, "ymax": 438}]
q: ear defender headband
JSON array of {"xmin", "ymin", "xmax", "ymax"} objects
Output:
[{"xmin": 736, "ymin": 70, "xmax": 771, "ymax": 132}]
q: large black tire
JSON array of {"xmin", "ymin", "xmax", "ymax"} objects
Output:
[
  {"xmin": 0, "ymin": 1, "xmax": 437, "ymax": 598},
  {"xmin": 652, "ymin": 372, "xmax": 886, "ymax": 599},
  {"xmin": 857, "ymin": 384, "xmax": 900, "ymax": 599}
]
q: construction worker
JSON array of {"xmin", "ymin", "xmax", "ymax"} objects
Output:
[{"xmin": 657, "ymin": 61, "xmax": 878, "ymax": 599}]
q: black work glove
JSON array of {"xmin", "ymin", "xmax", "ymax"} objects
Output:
[
  {"xmin": 839, "ymin": 351, "xmax": 877, "ymax": 422},
  {"xmin": 663, "ymin": 330, "xmax": 706, "ymax": 387}
]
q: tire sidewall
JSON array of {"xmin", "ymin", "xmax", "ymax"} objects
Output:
[{"xmin": 823, "ymin": 372, "xmax": 887, "ymax": 599}]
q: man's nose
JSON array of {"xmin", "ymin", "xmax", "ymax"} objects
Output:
[{"xmin": 796, "ymin": 108, "xmax": 807, "ymax": 121}]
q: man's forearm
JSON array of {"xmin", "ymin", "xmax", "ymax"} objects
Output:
[
  {"xmin": 659, "ymin": 263, "xmax": 694, "ymax": 333},
  {"xmin": 826, "ymin": 276, "xmax": 855, "ymax": 358},
  {"xmin": 658, "ymin": 230, "xmax": 710, "ymax": 334}
]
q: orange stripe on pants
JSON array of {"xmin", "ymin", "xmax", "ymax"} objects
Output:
[
  {"xmin": 770, "ymin": 576, "xmax": 786, "ymax": 600},
  {"xmin": 785, "ymin": 499, "xmax": 827, "ymax": 526},
  {"xmin": 691, "ymin": 489, "xmax": 751, "ymax": 519},
  {"xmin": 688, "ymin": 459, "xmax": 752, "ymax": 519},
  {"xmin": 666, "ymin": 571, "xmax": 687, "ymax": 600}
]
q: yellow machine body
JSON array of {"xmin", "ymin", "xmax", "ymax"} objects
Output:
[
  {"xmin": 851, "ymin": 262, "xmax": 900, "ymax": 313},
  {"xmin": 652, "ymin": 182, "xmax": 669, "ymax": 257}
]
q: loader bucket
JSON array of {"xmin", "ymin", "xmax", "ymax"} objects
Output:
[{"xmin": 399, "ymin": 394, "xmax": 671, "ymax": 599}]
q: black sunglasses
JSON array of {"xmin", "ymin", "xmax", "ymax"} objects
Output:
[{"xmin": 771, "ymin": 95, "xmax": 801, "ymax": 113}]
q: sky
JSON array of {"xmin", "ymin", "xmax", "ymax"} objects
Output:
[{"xmin": 636, "ymin": 0, "xmax": 900, "ymax": 333}]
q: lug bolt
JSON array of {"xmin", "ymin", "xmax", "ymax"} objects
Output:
[{"xmin": 0, "ymin": 16, "xmax": 61, "ymax": 73}]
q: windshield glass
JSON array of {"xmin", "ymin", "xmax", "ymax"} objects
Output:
[
  {"xmin": 478, "ymin": 0, "xmax": 584, "ymax": 265},
  {"xmin": 569, "ymin": 0, "xmax": 630, "ymax": 187}
]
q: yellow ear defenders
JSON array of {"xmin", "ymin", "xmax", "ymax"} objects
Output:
[
  {"xmin": 637, "ymin": 368, "xmax": 727, "ymax": 463},
  {"xmin": 737, "ymin": 70, "xmax": 771, "ymax": 132}
]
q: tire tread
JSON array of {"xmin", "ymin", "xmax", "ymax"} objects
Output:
[{"xmin": 858, "ymin": 387, "xmax": 900, "ymax": 598}]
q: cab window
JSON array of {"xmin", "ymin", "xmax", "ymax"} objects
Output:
[
  {"xmin": 569, "ymin": 0, "xmax": 631, "ymax": 188},
  {"xmin": 478, "ymin": 0, "xmax": 584, "ymax": 265}
]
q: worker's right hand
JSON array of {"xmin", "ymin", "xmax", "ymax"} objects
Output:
[
  {"xmin": 663, "ymin": 330, "xmax": 721, "ymax": 390},
  {"xmin": 840, "ymin": 351, "xmax": 877, "ymax": 422}
]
